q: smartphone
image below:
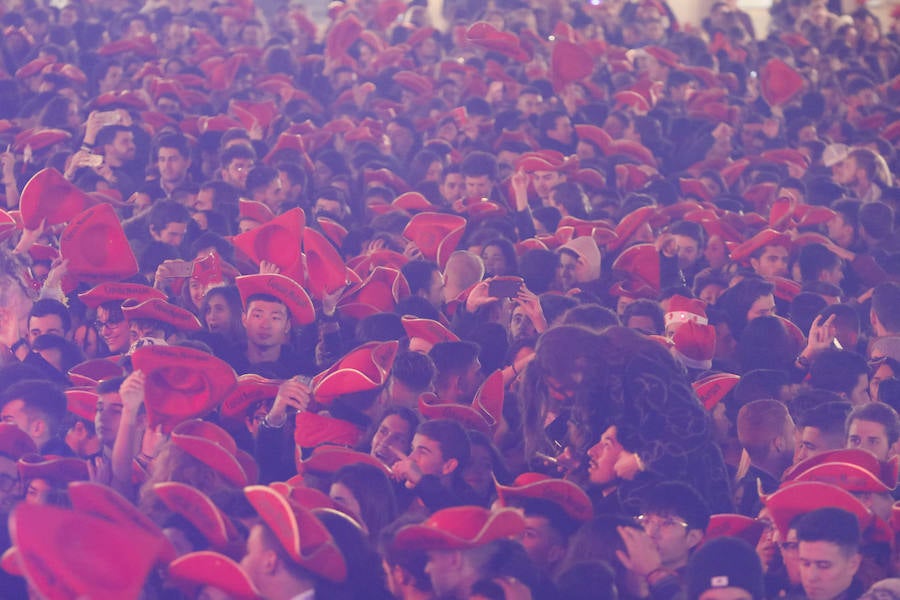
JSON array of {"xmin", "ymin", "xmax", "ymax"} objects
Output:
[
  {"xmin": 94, "ymin": 110, "xmax": 122, "ymax": 127},
  {"xmin": 84, "ymin": 154, "xmax": 103, "ymax": 167},
  {"xmin": 488, "ymin": 276, "xmax": 524, "ymax": 298},
  {"xmin": 164, "ymin": 259, "xmax": 193, "ymax": 278}
]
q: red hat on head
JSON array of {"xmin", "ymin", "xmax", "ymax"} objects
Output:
[
  {"xmin": 317, "ymin": 217, "xmax": 348, "ymax": 248},
  {"xmin": 465, "ymin": 22, "xmax": 530, "ymax": 62},
  {"xmin": 122, "ymin": 298, "xmax": 203, "ymax": 332},
  {"xmin": 60, "ymin": 204, "xmax": 139, "ymax": 290},
  {"xmin": 67, "ymin": 358, "xmax": 125, "ymax": 387},
  {"xmin": 643, "ymin": 45, "xmax": 680, "ymax": 68},
  {"xmin": 64, "ymin": 388, "xmax": 98, "ymax": 422},
  {"xmin": 15, "ymin": 56, "xmax": 54, "ymax": 79},
  {"xmin": 393, "ymin": 192, "xmax": 435, "ymax": 213},
  {"xmin": 401, "ymin": 316, "xmax": 459, "ymax": 351},
  {"xmin": 728, "ymin": 229, "xmax": 791, "ymax": 264},
  {"xmin": 403, "ymin": 212, "xmax": 467, "ymax": 267},
  {"xmin": 302, "ymin": 227, "xmax": 347, "ymax": 301},
  {"xmin": 190, "ymin": 250, "xmax": 239, "ymax": 292},
  {"xmin": 19, "ymin": 168, "xmax": 94, "ymax": 229},
  {"xmin": 608, "ymin": 205, "xmax": 656, "ymax": 252},
  {"xmin": 613, "ymin": 90, "xmax": 650, "ymax": 114},
  {"xmin": 12, "ymin": 128, "xmax": 71, "ymax": 153},
  {"xmin": 418, "ymin": 369, "xmax": 505, "ymax": 436},
  {"xmin": 679, "ymin": 178, "xmax": 713, "ymax": 203},
  {"xmin": 692, "ymin": 372, "xmax": 740, "ymax": 410},
  {"xmin": 244, "ymin": 485, "xmax": 347, "ymax": 582},
  {"xmin": 516, "ymin": 150, "xmax": 569, "ymax": 173},
  {"xmin": 782, "ymin": 449, "xmax": 899, "ymax": 490},
  {"xmin": 9, "ymin": 502, "xmax": 166, "ymax": 600},
  {"xmin": 575, "ymin": 124, "xmax": 612, "ymax": 154},
  {"xmin": 270, "ymin": 483, "xmax": 341, "ymax": 513},
  {"xmin": 551, "ymin": 39, "xmax": 593, "ymax": 91},
  {"xmin": 17, "ymin": 455, "xmax": 89, "ymax": 485},
  {"xmin": 704, "ymin": 514, "xmax": 764, "ymax": 547},
  {"xmin": 235, "ymin": 273, "xmax": 316, "ymax": 327},
  {"xmin": 0, "ymin": 424, "xmax": 37, "ymax": 461},
  {"xmin": 171, "ymin": 420, "xmax": 249, "ymax": 487},
  {"xmin": 496, "ymin": 472, "xmax": 594, "ymax": 522},
  {"xmin": 665, "ymin": 295, "xmax": 708, "ymax": 329},
  {"xmin": 311, "ymin": 340, "xmax": 399, "ymax": 405},
  {"xmin": 231, "ymin": 207, "xmax": 306, "ymax": 282},
  {"xmin": 338, "ymin": 266, "xmax": 410, "ymax": 320},
  {"xmin": 763, "ymin": 481, "xmax": 873, "ymax": 540},
  {"xmin": 363, "ymin": 168, "xmax": 411, "ymax": 194},
  {"xmin": 221, "ymin": 374, "xmax": 282, "ymax": 419},
  {"xmin": 672, "ymin": 321, "xmax": 716, "ymax": 370},
  {"xmin": 393, "ymin": 505, "xmax": 526, "ymax": 551},
  {"xmin": 131, "ymin": 345, "xmax": 237, "ymax": 432},
  {"xmin": 794, "ymin": 205, "xmax": 837, "ymax": 229},
  {"xmin": 294, "ymin": 411, "xmax": 364, "ymax": 448},
  {"xmin": 607, "ymin": 139, "xmax": 657, "ymax": 168},
  {"xmin": 298, "ymin": 445, "xmax": 392, "ymax": 479},
  {"xmin": 760, "ymin": 149, "xmax": 809, "ymax": 174},
  {"xmin": 167, "ymin": 551, "xmax": 262, "ymax": 600},
  {"xmin": 153, "ymin": 482, "xmax": 240, "ymax": 550},
  {"xmin": 612, "ymin": 243, "xmax": 659, "ymax": 288},
  {"xmin": 348, "ymin": 249, "xmax": 409, "ymax": 278},
  {"xmin": 789, "ymin": 462, "xmax": 894, "ymax": 494},
  {"xmin": 262, "ymin": 132, "xmax": 309, "ymax": 166},
  {"xmin": 741, "ymin": 182, "xmax": 778, "ymax": 214},
  {"xmin": 393, "ymin": 70, "xmax": 433, "ymax": 96},
  {"xmin": 760, "ymin": 58, "xmax": 804, "ymax": 107},
  {"xmin": 230, "ymin": 99, "xmax": 278, "ymax": 132},
  {"xmin": 77, "ymin": 281, "xmax": 165, "ymax": 309},
  {"xmin": 238, "ymin": 199, "xmax": 275, "ymax": 225}
]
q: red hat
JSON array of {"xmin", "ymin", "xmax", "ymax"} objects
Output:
[
  {"xmin": 221, "ymin": 374, "xmax": 282, "ymax": 419},
  {"xmin": 789, "ymin": 462, "xmax": 894, "ymax": 494},
  {"xmin": 238, "ymin": 199, "xmax": 275, "ymax": 225},
  {"xmin": 692, "ymin": 372, "xmax": 740, "ymax": 410},
  {"xmin": 67, "ymin": 358, "xmax": 125, "ymax": 387},
  {"xmin": 728, "ymin": 229, "xmax": 791, "ymax": 264},
  {"xmin": 262, "ymin": 132, "xmax": 311, "ymax": 166},
  {"xmin": 235, "ymin": 273, "xmax": 316, "ymax": 327},
  {"xmin": 608, "ymin": 205, "xmax": 656, "ymax": 252},
  {"xmin": 298, "ymin": 445, "xmax": 392, "ymax": 479},
  {"xmin": 664, "ymin": 295, "xmax": 708, "ymax": 329},
  {"xmin": 270, "ymin": 482, "xmax": 341, "ymax": 513},
  {"xmin": 171, "ymin": 420, "xmax": 250, "ymax": 487},
  {"xmin": 65, "ymin": 388, "xmax": 98, "ymax": 422},
  {"xmin": 60, "ymin": 204, "xmax": 139, "ymax": 289},
  {"xmin": 794, "ymin": 205, "xmax": 837, "ymax": 229},
  {"xmin": 0, "ymin": 424, "xmax": 37, "ymax": 461},
  {"xmin": 1, "ymin": 547, "xmax": 22, "ymax": 577},
  {"xmin": 496, "ymin": 472, "xmax": 594, "ymax": 522},
  {"xmin": 12, "ymin": 128, "xmax": 71, "ymax": 153},
  {"xmin": 643, "ymin": 45, "xmax": 680, "ymax": 68},
  {"xmin": 337, "ymin": 267, "xmax": 410, "ymax": 320},
  {"xmin": 393, "ymin": 70, "xmax": 433, "ymax": 96},
  {"xmin": 302, "ymin": 227, "xmax": 347, "ymax": 301},
  {"xmin": 167, "ymin": 551, "xmax": 262, "ymax": 599},
  {"xmin": 131, "ymin": 345, "xmax": 237, "ymax": 432},
  {"xmin": 393, "ymin": 505, "xmax": 526, "ymax": 551},
  {"xmin": 760, "ymin": 148, "xmax": 809, "ymax": 174},
  {"xmin": 465, "ymin": 22, "xmax": 530, "ymax": 62},
  {"xmin": 231, "ymin": 208, "xmax": 306, "ymax": 283},
  {"xmin": 190, "ymin": 250, "xmax": 239, "ymax": 292},
  {"xmin": 611, "ymin": 244, "xmax": 660, "ymax": 294},
  {"xmin": 551, "ymin": 39, "xmax": 593, "ymax": 91},
  {"xmin": 613, "ymin": 90, "xmax": 650, "ymax": 114},
  {"xmin": 393, "ymin": 191, "xmax": 436, "ymax": 213},
  {"xmin": 572, "ymin": 168, "xmax": 607, "ymax": 192},
  {"xmin": 704, "ymin": 514, "xmax": 764, "ymax": 547},
  {"xmin": 153, "ymin": 482, "xmax": 239, "ymax": 550},
  {"xmin": 294, "ymin": 411, "xmax": 364, "ymax": 448},
  {"xmin": 607, "ymin": 139, "xmax": 657, "ymax": 168},
  {"xmin": 516, "ymin": 149, "xmax": 570, "ymax": 173},
  {"xmin": 782, "ymin": 449, "xmax": 899, "ymax": 490},
  {"xmin": 672, "ymin": 321, "xmax": 716, "ymax": 370},
  {"xmin": 122, "ymin": 298, "xmax": 203, "ymax": 332},
  {"xmin": 418, "ymin": 369, "xmax": 505, "ymax": 436},
  {"xmin": 348, "ymin": 249, "xmax": 409, "ymax": 278},
  {"xmin": 312, "ymin": 340, "xmax": 399, "ymax": 405},
  {"xmin": 9, "ymin": 502, "xmax": 166, "ymax": 600},
  {"xmin": 17, "ymin": 455, "xmax": 89, "ymax": 485},
  {"xmin": 575, "ymin": 124, "xmax": 612, "ymax": 154},
  {"xmin": 19, "ymin": 168, "xmax": 94, "ymax": 229},
  {"xmin": 230, "ymin": 99, "xmax": 278, "ymax": 132},
  {"xmin": 77, "ymin": 281, "xmax": 165, "ymax": 309},
  {"xmin": 244, "ymin": 485, "xmax": 347, "ymax": 582},
  {"xmin": 15, "ymin": 56, "xmax": 54, "ymax": 79},
  {"xmin": 760, "ymin": 58, "xmax": 804, "ymax": 107},
  {"xmin": 317, "ymin": 217, "xmax": 348, "ymax": 248},
  {"xmin": 763, "ymin": 481, "xmax": 873, "ymax": 539},
  {"xmin": 679, "ymin": 178, "xmax": 713, "ymax": 203},
  {"xmin": 403, "ymin": 212, "xmax": 467, "ymax": 268},
  {"xmin": 401, "ymin": 316, "xmax": 459, "ymax": 351},
  {"xmin": 363, "ymin": 168, "xmax": 411, "ymax": 194}
]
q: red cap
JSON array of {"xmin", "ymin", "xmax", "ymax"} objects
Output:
[
  {"xmin": 167, "ymin": 551, "xmax": 262, "ymax": 599},
  {"xmin": 77, "ymin": 281, "xmax": 165, "ymax": 309},
  {"xmin": 728, "ymin": 229, "xmax": 791, "ymax": 264},
  {"xmin": 664, "ymin": 295, "xmax": 708, "ymax": 329},
  {"xmin": 672, "ymin": 321, "xmax": 716, "ymax": 370},
  {"xmin": 337, "ymin": 267, "xmax": 410, "ymax": 320},
  {"xmin": 760, "ymin": 58, "xmax": 804, "ymax": 107},
  {"xmin": 60, "ymin": 204, "xmax": 139, "ymax": 289},
  {"xmin": 551, "ymin": 39, "xmax": 593, "ymax": 91},
  {"xmin": 171, "ymin": 420, "xmax": 249, "ymax": 487},
  {"xmin": 67, "ymin": 358, "xmax": 125, "ymax": 387},
  {"xmin": 221, "ymin": 374, "xmax": 282, "ymax": 419},
  {"xmin": 122, "ymin": 298, "xmax": 202, "ymax": 332},
  {"xmin": 418, "ymin": 369, "xmax": 505, "ymax": 436},
  {"xmin": 692, "ymin": 372, "xmax": 740, "ymax": 410},
  {"xmin": 704, "ymin": 514, "xmax": 764, "ymax": 547},
  {"xmin": 65, "ymin": 388, "xmax": 98, "ymax": 422},
  {"xmin": 403, "ymin": 212, "xmax": 467, "ymax": 268},
  {"xmin": 19, "ymin": 168, "xmax": 94, "ymax": 229},
  {"xmin": 17, "ymin": 455, "xmax": 89, "ymax": 485},
  {"xmin": 0, "ymin": 424, "xmax": 37, "ymax": 461},
  {"xmin": 393, "ymin": 505, "xmax": 526, "ymax": 551},
  {"xmin": 312, "ymin": 340, "xmax": 398, "ymax": 405},
  {"xmin": 231, "ymin": 208, "xmax": 306, "ymax": 283},
  {"xmin": 294, "ymin": 411, "xmax": 364, "ymax": 449},
  {"xmin": 298, "ymin": 445, "xmax": 392, "ymax": 479},
  {"xmin": 153, "ymin": 482, "xmax": 239, "ymax": 550},
  {"xmin": 302, "ymin": 227, "xmax": 347, "ymax": 301},
  {"xmin": 495, "ymin": 473, "xmax": 594, "ymax": 522},
  {"xmin": 235, "ymin": 273, "xmax": 316, "ymax": 327},
  {"xmin": 244, "ymin": 485, "xmax": 347, "ymax": 582}
]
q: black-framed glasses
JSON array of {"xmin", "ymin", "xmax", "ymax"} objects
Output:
[
  {"xmin": 92, "ymin": 317, "xmax": 124, "ymax": 332},
  {"xmin": 636, "ymin": 514, "xmax": 689, "ymax": 531}
]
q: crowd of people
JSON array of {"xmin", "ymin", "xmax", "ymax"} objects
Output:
[{"xmin": 0, "ymin": 0, "xmax": 898, "ymax": 597}]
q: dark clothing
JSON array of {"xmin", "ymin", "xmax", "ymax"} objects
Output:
[
  {"xmin": 220, "ymin": 342, "xmax": 317, "ymax": 380},
  {"xmin": 734, "ymin": 464, "xmax": 780, "ymax": 517}
]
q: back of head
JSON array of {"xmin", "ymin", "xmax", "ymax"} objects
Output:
[
  {"xmin": 686, "ymin": 537, "xmax": 764, "ymax": 600},
  {"xmin": 737, "ymin": 399, "xmax": 791, "ymax": 461},
  {"xmin": 808, "ymin": 348, "xmax": 867, "ymax": 398},
  {"xmin": 0, "ymin": 379, "xmax": 67, "ymax": 441},
  {"xmin": 429, "ymin": 341, "xmax": 480, "ymax": 379}
]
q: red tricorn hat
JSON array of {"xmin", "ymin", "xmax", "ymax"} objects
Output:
[
  {"xmin": 575, "ymin": 124, "xmax": 612, "ymax": 154},
  {"xmin": 302, "ymin": 227, "xmax": 347, "ymax": 300},
  {"xmin": 235, "ymin": 273, "xmax": 316, "ymax": 327},
  {"xmin": 672, "ymin": 321, "xmax": 716, "ymax": 370},
  {"xmin": 347, "ymin": 249, "xmax": 409, "ymax": 278},
  {"xmin": 611, "ymin": 243, "xmax": 661, "ymax": 294},
  {"xmin": 171, "ymin": 420, "xmax": 250, "ymax": 487},
  {"xmin": 12, "ymin": 128, "xmax": 71, "ymax": 153},
  {"xmin": 153, "ymin": 482, "xmax": 240, "ymax": 550},
  {"xmin": 311, "ymin": 340, "xmax": 399, "ymax": 405},
  {"xmin": 238, "ymin": 199, "xmax": 275, "ymax": 225},
  {"xmin": 692, "ymin": 372, "xmax": 740, "ymax": 410},
  {"xmin": 122, "ymin": 298, "xmax": 203, "ymax": 332},
  {"xmin": 131, "ymin": 345, "xmax": 237, "ymax": 432},
  {"xmin": 516, "ymin": 149, "xmax": 569, "ymax": 173},
  {"xmin": 60, "ymin": 203, "xmax": 139, "ymax": 289},
  {"xmin": 393, "ymin": 505, "xmax": 526, "ymax": 551},
  {"xmin": 664, "ymin": 295, "xmax": 708, "ymax": 329},
  {"xmin": 190, "ymin": 250, "xmax": 239, "ymax": 292},
  {"xmin": 495, "ymin": 472, "xmax": 594, "ymax": 522},
  {"xmin": 64, "ymin": 388, "xmax": 98, "ymax": 422},
  {"xmin": 728, "ymin": 228, "xmax": 791, "ymax": 264},
  {"xmin": 317, "ymin": 217, "xmax": 348, "ymax": 248},
  {"xmin": 231, "ymin": 207, "xmax": 306, "ymax": 283},
  {"xmin": 704, "ymin": 514, "xmax": 764, "ymax": 547},
  {"xmin": 167, "ymin": 551, "xmax": 262, "ymax": 600},
  {"xmin": 19, "ymin": 168, "xmax": 94, "ymax": 229},
  {"xmin": 679, "ymin": 178, "xmax": 713, "ymax": 202},
  {"xmin": 77, "ymin": 281, "xmax": 166, "ymax": 309},
  {"xmin": 298, "ymin": 445, "xmax": 392, "ymax": 479},
  {"xmin": 9, "ymin": 502, "xmax": 167, "ymax": 600},
  {"xmin": 337, "ymin": 266, "xmax": 410, "ymax": 320},
  {"xmin": 401, "ymin": 316, "xmax": 459, "ymax": 351},
  {"xmin": 551, "ymin": 39, "xmax": 593, "ymax": 91},
  {"xmin": 67, "ymin": 358, "xmax": 125, "ymax": 387},
  {"xmin": 608, "ymin": 205, "xmax": 655, "ymax": 252},
  {"xmin": 270, "ymin": 482, "xmax": 341, "ymax": 513},
  {"xmin": 782, "ymin": 449, "xmax": 899, "ymax": 490},
  {"xmin": 789, "ymin": 462, "xmax": 894, "ymax": 494},
  {"xmin": 465, "ymin": 22, "xmax": 530, "ymax": 62},
  {"xmin": 403, "ymin": 212, "xmax": 467, "ymax": 268},
  {"xmin": 221, "ymin": 374, "xmax": 282, "ymax": 419},
  {"xmin": 17, "ymin": 455, "xmax": 89, "ymax": 485},
  {"xmin": 244, "ymin": 485, "xmax": 348, "ymax": 582},
  {"xmin": 418, "ymin": 369, "xmax": 505, "ymax": 436},
  {"xmin": 762, "ymin": 481, "xmax": 873, "ymax": 540},
  {"xmin": 760, "ymin": 58, "xmax": 804, "ymax": 107},
  {"xmin": 0, "ymin": 424, "xmax": 37, "ymax": 461},
  {"xmin": 294, "ymin": 411, "xmax": 364, "ymax": 449}
]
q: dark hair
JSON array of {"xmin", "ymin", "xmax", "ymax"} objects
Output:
[
  {"xmin": 245, "ymin": 165, "xmax": 279, "ymax": 196},
  {"xmin": 795, "ymin": 507, "xmax": 860, "ymax": 553},
  {"xmin": 429, "ymin": 340, "xmax": 480, "ymax": 379},
  {"xmin": 219, "ymin": 142, "xmax": 256, "ymax": 166},
  {"xmin": 416, "ymin": 418, "xmax": 471, "ymax": 470},
  {"xmin": 859, "ymin": 202, "xmax": 893, "ymax": 241},
  {"xmin": 390, "ymin": 350, "xmax": 436, "ymax": 392},
  {"xmin": 668, "ymin": 220, "xmax": 705, "ymax": 248},
  {"xmin": 96, "ymin": 375, "xmax": 127, "ymax": 395},
  {"xmin": 872, "ymin": 283, "xmax": 900, "ymax": 334},
  {"xmin": 550, "ymin": 182, "xmax": 590, "ymax": 219},
  {"xmin": 379, "ymin": 518, "xmax": 430, "ymax": 592},
  {"xmin": 847, "ymin": 402, "xmax": 900, "ymax": 446},
  {"xmin": 0, "ymin": 379, "xmax": 67, "ymax": 440},
  {"xmin": 717, "ymin": 278, "xmax": 775, "ymax": 339},
  {"xmin": 154, "ymin": 133, "xmax": 191, "ymax": 160},
  {"xmin": 808, "ymin": 349, "xmax": 868, "ymax": 398},
  {"xmin": 641, "ymin": 481, "xmax": 711, "ymax": 531},
  {"xmin": 94, "ymin": 124, "xmax": 132, "ymax": 148},
  {"xmin": 29, "ymin": 299, "xmax": 71, "ymax": 334},
  {"xmin": 401, "ymin": 260, "xmax": 441, "ymax": 298},
  {"xmin": 622, "ymin": 299, "xmax": 665, "ymax": 335},
  {"xmin": 332, "ymin": 463, "xmax": 398, "ymax": 539},
  {"xmin": 799, "ymin": 401, "xmax": 853, "ymax": 441},
  {"xmin": 355, "ymin": 313, "xmax": 405, "ymax": 343},
  {"xmin": 316, "ymin": 510, "xmax": 393, "ymax": 600},
  {"xmin": 460, "ymin": 151, "xmax": 498, "ymax": 181},
  {"xmin": 518, "ymin": 249, "xmax": 559, "ymax": 295},
  {"xmin": 148, "ymin": 200, "xmax": 190, "ymax": 234},
  {"xmin": 561, "ymin": 304, "xmax": 620, "ymax": 331},
  {"xmin": 556, "ymin": 561, "xmax": 618, "ymax": 600},
  {"xmin": 797, "ymin": 244, "xmax": 841, "ymax": 282},
  {"xmin": 481, "ymin": 238, "xmax": 518, "ymax": 277},
  {"xmin": 737, "ymin": 316, "xmax": 797, "ymax": 374}
]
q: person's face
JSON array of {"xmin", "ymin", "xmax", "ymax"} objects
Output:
[
  {"xmin": 576, "ymin": 140, "xmax": 598, "ymax": 161},
  {"xmin": 371, "ymin": 414, "xmax": 413, "ymax": 467},
  {"xmin": 108, "ymin": 130, "xmax": 136, "ymax": 163},
  {"xmin": 699, "ymin": 283, "xmax": 726, "ymax": 306},
  {"xmin": 157, "ymin": 146, "xmax": 190, "ymax": 184},
  {"xmin": 27, "ymin": 313, "xmax": 65, "ymax": 346},
  {"xmin": 95, "ymin": 391, "xmax": 124, "ymax": 447},
  {"xmin": 386, "ymin": 122, "xmax": 414, "ymax": 158},
  {"xmin": 705, "ymin": 235, "xmax": 728, "ymax": 269},
  {"xmin": 848, "ymin": 420, "xmax": 889, "ymax": 463},
  {"xmin": 548, "ymin": 116, "xmax": 573, "ymax": 145},
  {"xmin": 516, "ymin": 92, "xmax": 542, "ymax": 116},
  {"xmin": 424, "ymin": 270, "xmax": 445, "ymax": 309},
  {"xmin": 464, "ymin": 175, "xmax": 493, "ymax": 199},
  {"xmin": 673, "ymin": 235, "xmax": 700, "ymax": 270},
  {"xmin": 795, "ymin": 426, "xmax": 841, "ymax": 464},
  {"xmin": 532, "ymin": 170, "xmax": 562, "ymax": 200},
  {"xmin": 96, "ymin": 305, "xmax": 130, "ymax": 354},
  {"xmin": 314, "ymin": 198, "xmax": 344, "ymax": 219},
  {"xmin": 510, "ymin": 305, "xmax": 537, "ymax": 343},
  {"xmin": 440, "ymin": 172, "xmax": 464, "ymax": 202},
  {"xmin": 205, "ymin": 294, "xmax": 234, "ymax": 334},
  {"xmin": 223, "ymin": 158, "xmax": 254, "ymax": 189},
  {"xmin": 521, "ymin": 514, "xmax": 566, "ymax": 571},
  {"xmin": 640, "ymin": 512, "xmax": 700, "ymax": 569},
  {"xmin": 424, "ymin": 160, "xmax": 442, "ymax": 183},
  {"xmin": 409, "ymin": 433, "xmax": 451, "ymax": 477},
  {"xmin": 242, "ymin": 300, "xmax": 289, "ymax": 349},
  {"xmin": 24, "ymin": 478, "xmax": 51, "ymax": 505},
  {"xmin": 240, "ymin": 524, "xmax": 272, "ymax": 589},
  {"xmin": 329, "ymin": 481, "xmax": 363, "ymax": 524},
  {"xmin": 848, "ymin": 373, "xmax": 871, "ymax": 406},
  {"xmin": 798, "ymin": 540, "xmax": 860, "ymax": 600},
  {"xmin": 257, "ymin": 178, "xmax": 285, "ymax": 210},
  {"xmin": 0, "ymin": 456, "xmax": 21, "ymax": 515},
  {"xmin": 557, "ymin": 252, "xmax": 577, "ymax": 291},
  {"xmin": 150, "ymin": 221, "xmax": 187, "ymax": 247},
  {"xmin": 587, "ymin": 425, "xmax": 623, "ymax": 486},
  {"xmin": 482, "ymin": 245, "xmax": 508, "ymax": 277},
  {"xmin": 462, "ymin": 443, "xmax": 493, "ymax": 497},
  {"xmin": 746, "ymin": 294, "xmax": 776, "ymax": 322},
  {"xmin": 425, "ymin": 549, "xmax": 460, "ymax": 598},
  {"xmin": 0, "ymin": 399, "xmax": 32, "ymax": 440},
  {"xmin": 832, "ymin": 158, "xmax": 858, "ymax": 187},
  {"xmin": 781, "ymin": 528, "xmax": 802, "ymax": 584},
  {"xmin": 751, "ymin": 246, "xmax": 789, "ymax": 278},
  {"xmin": 869, "ymin": 361, "xmax": 895, "ymax": 402}
]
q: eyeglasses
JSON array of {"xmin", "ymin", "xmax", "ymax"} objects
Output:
[
  {"xmin": 636, "ymin": 514, "xmax": 689, "ymax": 531},
  {"xmin": 92, "ymin": 317, "xmax": 124, "ymax": 332}
]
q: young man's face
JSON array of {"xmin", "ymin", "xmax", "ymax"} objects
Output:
[
  {"xmin": 750, "ymin": 245, "xmax": 789, "ymax": 278},
  {"xmin": 222, "ymin": 157, "xmax": 254, "ymax": 189},
  {"xmin": 440, "ymin": 172, "xmax": 464, "ymax": 202},
  {"xmin": 242, "ymin": 300, "xmax": 290, "ymax": 349},
  {"xmin": 94, "ymin": 391, "xmax": 124, "ymax": 448},
  {"xmin": 746, "ymin": 294, "xmax": 776, "ymax": 322},
  {"xmin": 532, "ymin": 170, "xmax": 563, "ymax": 201},
  {"xmin": 150, "ymin": 221, "xmax": 187, "ymax": 247},
  {"xmin": 587, "ymin": 426, "xmax": 623, "ymax": 486},
  {"xmin": 409, "ymin": 433, "xmax": 452, "ymax": 477},
  {"xmin": 673, "ymin": 235, "xmax": 700, "ymax": 270},
  {"xmin": 157, "ymin": 146, "xmax": 190, "ymax": 184},
  {"xmin": 27, "ymin": 314, "xmax": 65, "ymax": 345},
  {"xmin": 521, "ymin": 514, "xmax": 566, "ymax": 572},
  {"xmin": 847, "ymin": 418, "xmax": 891, "ymax": 460},
  {"xmin": 795, "ymin": 426, "xmax": 844, "ymax": 464},
  {"xmin": 639, "ymin": 511, "xmax": 702, "ymax": 570},
  {"xmin": 464, "ymin": 174, "xmax": 493, "ymax": 199},
  {"xmin": 847, "ymin": 373, "xmax": 871, "ymax": 407},
  {"xmin": 798, "ymin": 540, "xmax": 860, "ymax": 600}
]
